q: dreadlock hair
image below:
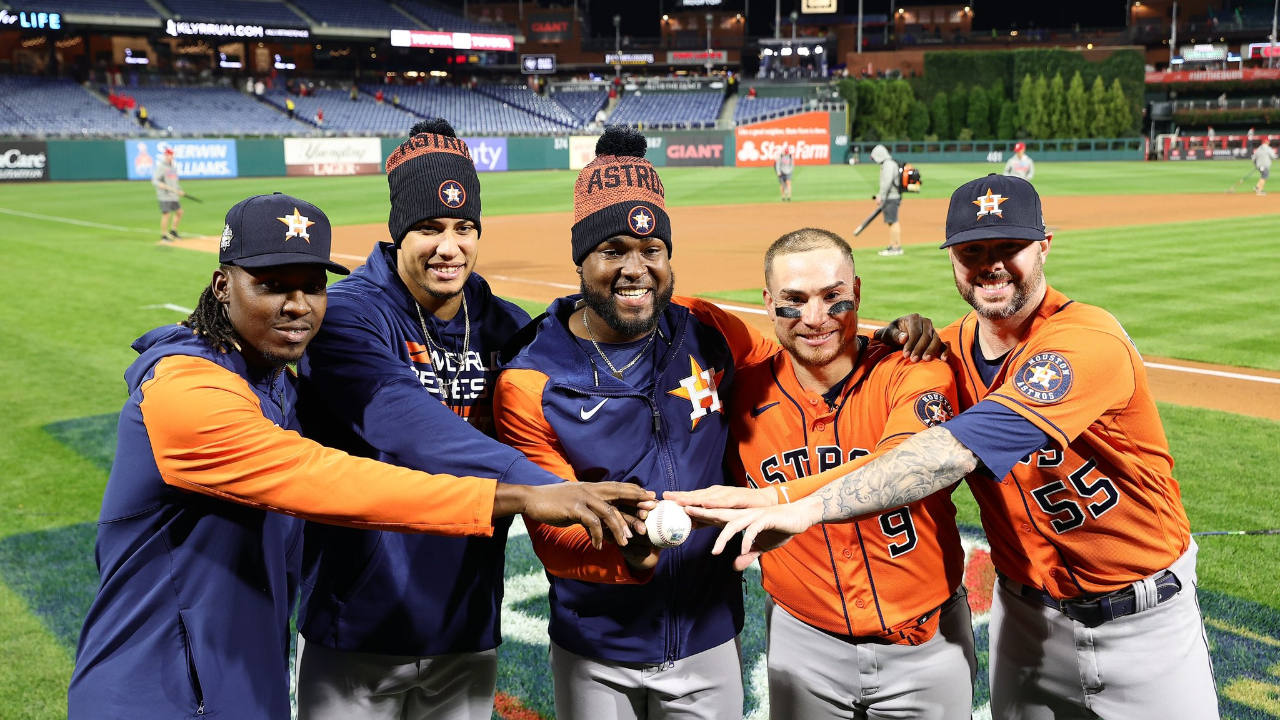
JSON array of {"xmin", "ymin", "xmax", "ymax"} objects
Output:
[{"xmin": 181, "ymin": 266, "xmax": 243, "ymax": 353}]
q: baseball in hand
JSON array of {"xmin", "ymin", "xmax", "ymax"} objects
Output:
[{"xmin": 647, "ymin": 500, "xmax": 692, "ymax": 548}]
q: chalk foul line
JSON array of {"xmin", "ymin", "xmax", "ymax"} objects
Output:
[{"xmin": 0, "ymin": 207, "xmax": 155, "ymax": 233}]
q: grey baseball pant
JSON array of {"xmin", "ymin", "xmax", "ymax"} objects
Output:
[
  {"xmin": 550, "ymin": 637, "xmax": 744, "ymax": 720},
  {"xmin": 295, "ymin": 634, "xmax": 498, "ymax": 720},
  {"xmin": 990, "ymin": 541, "xmax": 1219, "ymax": 720},
  {"xmin": 766, "ymin": 588, "xmax": 976, "ymax": 719}
]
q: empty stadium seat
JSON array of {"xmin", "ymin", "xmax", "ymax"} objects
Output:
[
  {"xmin": 365, "ymin": 84, "xmax": 572, "ymax": 135},
  {"xmin": 0, "ymin": 76, "xmax": 140, "ymax": 137},
  {"xmin": 291, "ymin": 0, "xmax": 414, "ymax": 30},
  {"xmin": 550, "ymin": 90, "xmax": 609, "ymax": 126},
  {"xmin": 476, "ymin": 85, "xmax": 582, "ymax": 127},
  {"xmin": 608, "ymin": 91, "xmax": 724, "ymax": 130},
  {"xmin": 161, "ymin": 0, "xmax": 307, "ymax": 26},
  {"xmin": 7, "ymin": 0, "xmax": 159, "ymax": 18},
  {"xmin": 397, "ymin": 0, "xmax": 515, "ymax": 34},
  {"xmin": 263, "ymin": 88, "xmax": 420, "ymax": 135},
  {"xmin": 122, "ymin": 86, "xmax": 313, "ymax": 136},
  {"xmin": 733, "ymin": 97, "xmax": 803, "ymax": 125}
]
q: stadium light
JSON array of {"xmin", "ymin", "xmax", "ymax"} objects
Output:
[
  {"xmin": 780, "ymin": 46, "xmax": 792, "ymax": 55},
  {"xmin": 662, "ymin": 14, "xmax": 668, "ymax": 21},
  {"xmin": 964, "ymin": 5, "xmax": 970, "ymax": 12},
  {"xmin": 815, "ymin": 45, "xmax": 823, "ymax": 53}
]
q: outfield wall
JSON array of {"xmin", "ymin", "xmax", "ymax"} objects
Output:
[{"xmin": 4, "ymin": 123, "xmax": 1139, "ymax": 184}]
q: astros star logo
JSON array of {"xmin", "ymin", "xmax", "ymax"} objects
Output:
[
  {"xmin": 1027, "ymin": 363, "xmax": 1060, "ymax": 390},
  {"xmin": 628, "ymin": 205, "xmax": 656, "ymax": 236},
  {"xmin": 914, "ymin": 391, "xmax": 955, "ymax": 427},
  {"xmin": 277, "ymin": 207, "xmax": 314, "ymax": 241},
  {"xmin": 667, "ymin": 355, "xmax": 724, "ymax": 430},
  {"xmin": 972, "ymin": 188, "xmax": 1008, "ymax": 219},
  {"xmin": 439, "ymin": 180, "xmax": 466, "ymax": 208}
]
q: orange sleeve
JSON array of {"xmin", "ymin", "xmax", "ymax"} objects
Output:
[
  {"xmin": 772, "ymin": 359, "xmax": 959, "ymax": 504},
  {"xmin": 984, "ymin": 326, "xmax": 1135, "ymax": 449},
  {"xmin": 493, "ymin": 368, "xmax": 648, "ymax": 584},
  {"xmin": 674, "ymin": 296, "xmax": 780, "ymax": 370},
  {"xmin": 140, "ymin": 356, "xmax": 496, "ymax": 536}
]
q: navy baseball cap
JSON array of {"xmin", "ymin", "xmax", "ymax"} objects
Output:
[
  {"xmin": 941, "ymin": 174, "xmax": 1046, "ymax": 249},
  {"xmin": 218, "ymin": 192, "xmax": 349, "ymax": 275}
]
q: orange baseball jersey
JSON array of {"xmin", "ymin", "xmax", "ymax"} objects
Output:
[
  {"xmin": 728, "ymin": 338, "xmax": 965, "ymax": 644},
  {"xmin": 942, "ymin": 286, "xmax": 1191, "ymax": 599}
]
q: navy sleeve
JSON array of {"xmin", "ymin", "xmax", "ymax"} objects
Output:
[
  {"xmin": 941, "ymin": 400, "xmax": 1051, "ymax": 481},
  {"xmin": 299, "ymin": 296, "xmax": 559, "ymax": 487}
]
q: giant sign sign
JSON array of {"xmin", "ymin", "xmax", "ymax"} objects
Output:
[
  {"xmin": 390, "ymin": 29, "xmax": 515, "ymax": 52},
  {"xmin": 126, "ymin": 140, "xmax": 238, "ymax": 180},
  {"xmin": 463, "ymin": 137, "xmax": 508, "ymax": 172},
  {"xmin": 663, "ymin": 133, "xmax": 725, "ymax": 167},
  {"xmin": 284, "ymin": 137, "xmax": 382, "ymax": 176},
  {"xmin": 735, "ymin": 112, "xmax": 830, "ymax": 167},
  {"xmin": 528, "ymin": 10, "xmax": 572, "ymax": 43},
  {"xmin": 0, "ymin": 141, "xmax": 48, "ymax": 182}
]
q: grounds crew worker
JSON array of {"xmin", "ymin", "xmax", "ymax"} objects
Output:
[
  {"xmin": 68, "ymin": 192, "xmax": 653, "ymax": 720},
  {"xmin": 775, "ymin": 148, "xmax": 795, "ymax": 201},
  {"xmin": 871, "ymin": 144, "xmax": 904, "ymax": 256},
  {"xmin": 1253, "ymin": 138, "xmax": 1275, "ymax": 196},
  {"xmin": 682, "ymin": 174, "xmax": 1220, "ymax": 720},
  {"xmin": 294, "ymin": 118, "xmax": 621, "ymax": 720},
  {"xmin": 1003, "ymin": 141, "xmax": 1035, "ymax": 180},
  {"xmin": 153, "ymin": 145, "xmax": 184, "ymax": 242}
]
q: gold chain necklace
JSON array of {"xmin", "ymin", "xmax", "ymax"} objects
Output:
[
  {"xmin": 415, "ymin": 294, "xmax": 470, "ymax": 407},
  {"xmin": 583, "ymin": 310, "xmax": 655, "ymax": 380}
]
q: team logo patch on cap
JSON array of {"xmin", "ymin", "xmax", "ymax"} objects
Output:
[
  {"xmin": 914, "ymin": 391, "xmax": 955, "ymax": 427},
  {"xmin": 972, "ymin": 188, "xmax": 1008, "ymax": 220},
  {"xmin": 277, "ymin": 207, "xmax": 314, "ymax": 241},
  {"xmin": 439, "ymin": 180, "xmax": 466, "ymax": 209},
  {"xmin": 220, "ymin": 224, "xmax": 233, "ymax": 251},
  {"xmin": 628, "ymin": 205, "xmax": 656, "ymax": 236},
  {"xmin": 1013, "ymin": 352, "xmax": 1073, "ymax": 403}
]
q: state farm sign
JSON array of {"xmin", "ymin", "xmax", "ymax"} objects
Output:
[
  {"xmin": 735, "ymin": 112, "xmax": 830, "ymax": 167},
  {"xmin": 663, "ymin": 133, "xmax": 725, "ymax": 167}
]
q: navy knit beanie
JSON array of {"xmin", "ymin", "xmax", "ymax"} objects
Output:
[{"xmin": 385, "ymin": 118, "xmax": 481, "ymax": 245}]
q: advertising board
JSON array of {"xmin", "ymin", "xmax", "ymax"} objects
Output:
[
  {"xmin": 0, "ymin": 141, "xmax": 48, "ymax": 182},
  {"xmin": 662, "ymin": 132, "xmax": 725, "ymax": 167},
  {"xmin": 283, "ymin": 137, "xmax": 381, "ymax": 176},
  {"xmin": 734, "ymin": 112, "xmax": 830, "ymax": 167},
  {"xmin": 126, "ymin": 139, "xmax": 238, "ymax": 180},
  {"xmin": 463, "ymin": 137, "xmax": 508, "ymax": 172}
]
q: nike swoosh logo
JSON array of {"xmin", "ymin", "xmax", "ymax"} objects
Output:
[
  {"xmin": 751, "ymin": 401, "xmax": 780, "ymax": 418},
  {"xmin": 580, "ymin": 398, "xmax": 608, "ymax": 421}
]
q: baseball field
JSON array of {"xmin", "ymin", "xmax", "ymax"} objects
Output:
[{"xmin": 2, "ymin": 160, "xmax": 1279, "ymax": 719}]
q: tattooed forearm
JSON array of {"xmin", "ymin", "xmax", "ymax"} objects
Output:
[{"xmin": 812, "ymin": 426, "xmax": 978, "ymax": 522}]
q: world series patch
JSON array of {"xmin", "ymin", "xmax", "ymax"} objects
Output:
[
  {"xmin": 914, "ymin": 391, "xmax": 954, "ymax": 427},
  {"xmin": 1013, "ymin": 352, "xmax": 1073, "ymax": 403}
]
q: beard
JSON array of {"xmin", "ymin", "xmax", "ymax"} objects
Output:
[
  {"xmin": 778, "ymin": 326, "xmax": 856, "ymax": 369},
  {"xmin": 581, "ymin": 271, "xmax": 676, "ymax": 339},
  {"xmin": 955, "ymin": 254, "xmax": 1044, "ymax": 320}
]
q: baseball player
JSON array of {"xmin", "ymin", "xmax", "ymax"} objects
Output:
[
  {"xmin": 1003, "ymin": 141, "xmax": 1035, "ymax": 180},
  {"xmin": 684, "ymin": 174, "xmax": 1220, "ymax": 720},
  {"xmin": 68, "ymin": 193, "xmax": 651, "ymax": 720},
  {"xmin": 153, "ymin": 146, "xmax": 184, "ymax": 242},
  {"xmin": 294, "ymin": 119, "xmax": 622, "ymax": 720},
  {"xmin": 491, "ymin": 125, "xmax": 781, "ymax": 720},
  {"xmin": 1253, "ymin": 138, "xmax": 1275, "ymax": 196},
  {"xmin": 686, "ymin": 227, "xmax": 976, "ymax": 719},
  {"xmin": 775, "ymin": 148, "xmax": 795, "ymax": 201},
  {"xmin": 871, "ymin": 144, "xmax": 904, "ymax": 256}
]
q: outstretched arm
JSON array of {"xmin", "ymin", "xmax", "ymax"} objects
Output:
[{"xmin": 687, "ymin": 425, "xmax": 979, "ymax": 570}]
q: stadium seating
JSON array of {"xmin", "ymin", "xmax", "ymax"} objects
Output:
[
  {"xmin": 0, "ymin": 76, "xmax": 140, "ymax": 137},
  {"xmin": 733, "ymin": 97, "xmax": 803, "ymax": 125},
  {"xmin": 161, "ymin": 0, "xmax": 307, "ymax": 26},
  {"xmin": 122, "ymin": 86, "xmax": 312, "ymax": 136},
  {"xmin": 263, "ymin": 88, "xmax": 420, "ymax": 134},
  {"xmin": 291, "ymin": 0, "xmax": 414, "ymax": 30},
  {"xmin": 396, "ymin": 0, "xmax": 515, "ymax": 34},
  {"xmin": 366, "ymin": 84, "xmax": 573, "ymax": 135},
  {"xmin": 550, "ymin": 90, "xmax": 609, "ymax": 126},
  {"xmin": 607, "ymin": 91, "xmax": 724, "ymax": 130},
  {"xmin": 7, "ymin": 0, "xmax": 159, "ymax": 18},
  {"xmin": 476, "ymin": 85, "xmax": 582, "ymax": 127}
]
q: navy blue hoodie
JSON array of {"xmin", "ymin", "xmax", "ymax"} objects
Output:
[{"xmin": 297, "ymin": 242, "xmax": 558, "ymax": 655}]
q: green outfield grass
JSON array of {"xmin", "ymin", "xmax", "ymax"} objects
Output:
[{"xmin": 2, "ymin": 167, "xmax": 1279, "ymax": 719}]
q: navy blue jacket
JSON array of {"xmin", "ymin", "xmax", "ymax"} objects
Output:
[
  {"xmin": 495, "ymin": 296, "xmax": 777, "ymax": 664},
  {"xmin": 70, "ymin": 326, "xmax": 304, "ymax": 719},
  {"xmin": 297, "ymin": 242, "xmax": 557, "ymax": 656}
]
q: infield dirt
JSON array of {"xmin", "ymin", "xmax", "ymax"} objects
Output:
[{"xmin": 173, "ymin": 192, "xmax": 1280, "ymax": 419}]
